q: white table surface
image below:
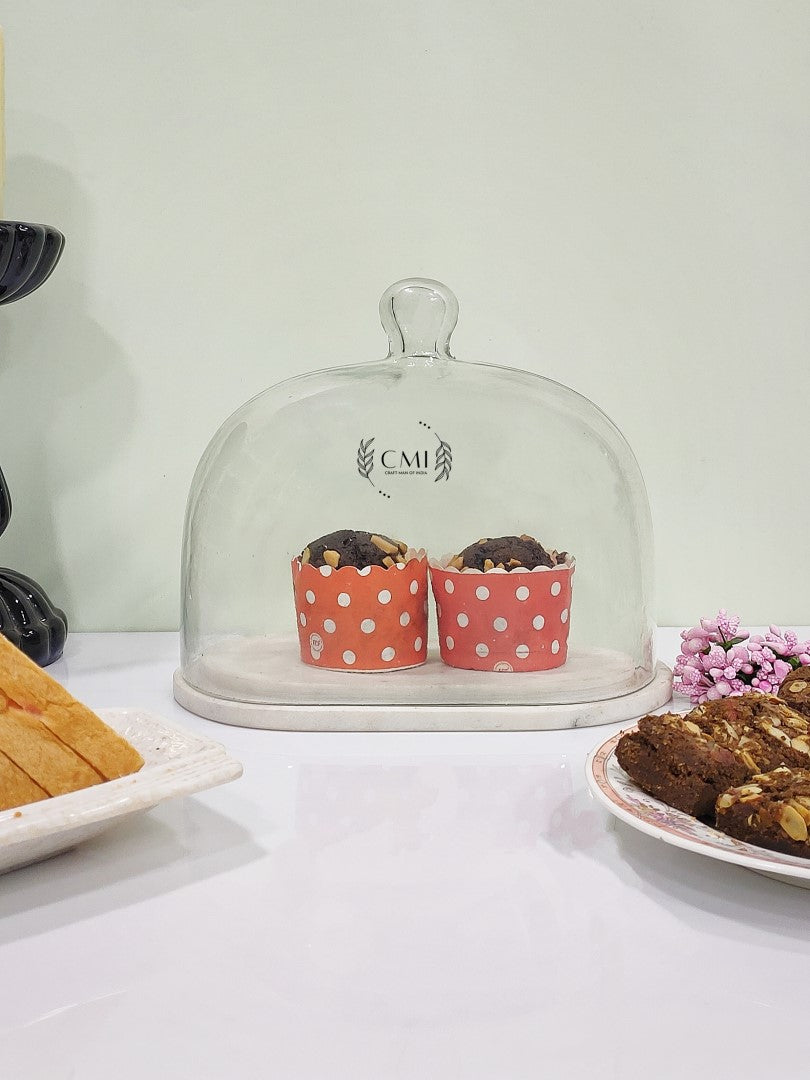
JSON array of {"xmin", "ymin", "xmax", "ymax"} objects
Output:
[{"xmin": 1, "ymin": 630, "xmax": 807, "ymax": 1080}]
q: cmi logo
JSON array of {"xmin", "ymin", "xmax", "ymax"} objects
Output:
[{"xmin": 357, "ymin": 421, "xmax": 452, "ymax": 500}]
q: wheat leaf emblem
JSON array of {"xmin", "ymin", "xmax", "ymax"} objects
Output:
[
  {"xmin": 357, "ymin": 436, "xmax": 375, "ymax": 484},
  {"xmin": 434, "ymin": 435, "xmax": 452, "ymax": 482}
]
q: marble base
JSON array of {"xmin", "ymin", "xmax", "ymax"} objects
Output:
[{"xmin": 173, "ymin": 654, "xmax": 673, "ymax": 731}]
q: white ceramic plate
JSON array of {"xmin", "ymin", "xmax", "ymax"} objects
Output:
[
  {"xmin": 0, "ymin": 708, "xmax": 243, "ymax": 875},
  {"xmin": 586, "ymin": 727, "xmax": 810, "ymax": 888}
]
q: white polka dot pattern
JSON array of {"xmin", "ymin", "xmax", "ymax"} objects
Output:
[
  {"xmin": 293, "ymin": 555, "xmax": 428, "ymax": 671},
  {"xmin": 429, "ymin": 565, "xmax": 572, "ymax": 672}
]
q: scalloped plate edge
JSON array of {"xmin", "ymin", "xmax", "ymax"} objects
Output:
[{"xmin": 586, "ymin": 727, "xmax": 810, "ymax": 884}]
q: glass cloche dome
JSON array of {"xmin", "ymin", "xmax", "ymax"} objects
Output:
[{"xmin": 174, "ymin": 279, "xmax": 672, "ymax": 730}]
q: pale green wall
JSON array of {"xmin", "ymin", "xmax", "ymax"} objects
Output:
[{"xmin": 0, "ymin": 2, "xmax": 807, "ymax": 630}]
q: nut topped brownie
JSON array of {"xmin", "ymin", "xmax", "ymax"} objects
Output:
[
  {"xmin": 715, "ymin": 767, "xmax": 810, "ymax": 856},
  {"xmin": 690, "ymin": 695, "xmax": 810, "ymax": 772},
  {"xmin": 301, "ymin": 529, "xmax": 409, "ymax": 570},
  {"xmin": 778, "ymin": 667, "xmax": 810, "ymax": 719},
  {"xmin": 449, "ymin": 534, "xmax": 569, "ymax": 572},
  {"xmin": 616, "ymin": 713, "xmax": 749, "ymax": 820}
]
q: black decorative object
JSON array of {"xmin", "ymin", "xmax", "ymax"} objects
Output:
[{"xmin": 0, "ymin": 221, "xmax": 67, "ymax": 665}]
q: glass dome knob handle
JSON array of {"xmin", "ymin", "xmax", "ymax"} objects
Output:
[{"xmin": 379, "ymin": 278, "xmax": 459, "ymax": 359}]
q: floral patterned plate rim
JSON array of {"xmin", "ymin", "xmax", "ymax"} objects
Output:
[{"xmin": 586, "ymin": 727, "xmax": 810, "ymax": 883}]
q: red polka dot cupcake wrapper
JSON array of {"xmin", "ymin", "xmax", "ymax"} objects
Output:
[
  {"xmin": 291, "ymin": 556, "xmax": 429, "ymax": 672},
  {"xmin": 430, "ymin": 563, "xmax": 573, "ymax": 672}
]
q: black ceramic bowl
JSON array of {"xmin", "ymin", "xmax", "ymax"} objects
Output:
[{"xmin": 0, "ymin": 221, "xmax": 65, "ymax": 306}]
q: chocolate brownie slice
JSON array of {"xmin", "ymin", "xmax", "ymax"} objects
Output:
[
  {"xmin": 778, "ymin": 667, "xmax": 810, "ymax": 720},
  {"xmin": 301, "ymin": 529, "xmax": 408, "ymax": 570},
  {"xmin": 715, "ymin": 767, "xmax": 810, "ymax": 856},
  {"xmin": 616, "ymin": 713, "xmax": 749, "ymax": 820},
  {"xmin": 690, "ymin": 695, "xmax": 810, "ymax": 772},
  {"xmin": 453, "ymin": 534, "xmax": 568, "ymax": 572}
]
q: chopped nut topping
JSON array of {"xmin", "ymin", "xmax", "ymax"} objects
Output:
[
  {"xmin": 322, "ymin": 549, "xmax": 340, "ymax": 568},
  {"xmin": 302, "ymin": 547, "xmax": 311, "ymax": 565},
  {"xmin": 371, "ymin": 535, "xmax": 399, "ymax": 555},
  {"xmin": 483, "ymin": 558, "xmax": 494, "ymax": 572}
]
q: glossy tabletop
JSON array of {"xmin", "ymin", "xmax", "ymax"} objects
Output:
[{"xmin": 1, "ymin": 631, "xmax": 806, "ymax": 1079}]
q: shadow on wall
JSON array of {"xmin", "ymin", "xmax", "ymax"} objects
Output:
[{"xmin": 0, "ymin": 154, "xmax": 136, "ymax": 627}]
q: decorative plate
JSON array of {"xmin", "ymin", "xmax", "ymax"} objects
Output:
[
  {"xmin": 0, "ymin": 709, "xmax": 242, "ymax": 874},
  {"xmin": 586, "ymin": 727, "xmax": 810, "ymax": 887}
]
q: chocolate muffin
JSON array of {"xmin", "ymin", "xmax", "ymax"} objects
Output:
[
  {"xmin": 715, "ymin": 767, "xmax": 810, "ymax": 856},
  {"xmin": 778, "ymin": 667, "xmax": 810, "ymax": 719},
  {"xmin": 616, "ymin": 713, "xmax": 749, "ymax": 819},
  {"xmin": 301, "ymin": 529, "xmax": 409, "ymax": 570},
  {"xmin": 450, "ymin": 534, "xmax": 568, "ymax": 572}
]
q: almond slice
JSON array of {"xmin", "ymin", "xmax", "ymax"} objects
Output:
[{"xmin": 780, "ymin": 804, "xmax": 808, "ymax": 842}]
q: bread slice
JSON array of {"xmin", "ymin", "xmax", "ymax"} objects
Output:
[
  {"xmin": 0, "ymin": 634, "xmax": 144, "ymax": 786},
  {"xmin": 0, "ymin": 704, "xmax": 103, "ymax": 796},
  {"xmin": 0, "ymin": 748, "xmax": 49, "ymax": 811}
]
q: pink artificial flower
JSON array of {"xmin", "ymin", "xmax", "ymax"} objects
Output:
[{"xmin": 673, "ymin": 611, "xmax": 809, "ymax": 704}]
